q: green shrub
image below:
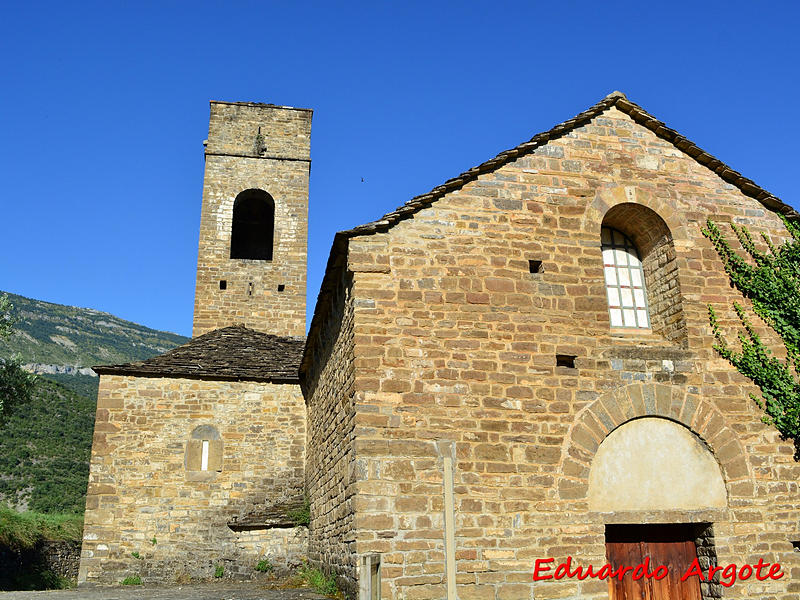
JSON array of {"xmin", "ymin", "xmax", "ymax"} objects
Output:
[
  {"xmin": 1, "ymin": 569, "xmax": 74, "ymax": 591},
  {"xmin": 0, "ymin": 378, "xmax": 94, "ymax": 514},
  {"xmin": 121, "ymin": 575, "xmax": 141, "ymax": 585},
  {"xmin": 255, "ymin": 558, "xmax": 274, "ymax": 573},
  {"xmin": 214, "ymin": 565, "xmax": 224, "ymax": 578}
]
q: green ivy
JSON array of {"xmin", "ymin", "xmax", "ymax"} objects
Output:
[{"xmin": 703, "ymin": 217, "xmax": 800, "ymax": 455}]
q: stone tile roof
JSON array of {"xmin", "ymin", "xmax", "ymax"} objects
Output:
[
  {"xmin": 228, "ymin": 499, "xmax": 307, "ymax": 529},
  {"xmin": 301, "ymin": 91, "xmax": 799, "ymax": 378},
  {"xmin": 94, "ymin": 325, "xmax": 304, "ymax": 383}
]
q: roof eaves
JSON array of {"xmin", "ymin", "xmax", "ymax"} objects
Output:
[{"xmin": 92, "ymin": 364, "xmax": 299, "ymax": 384}]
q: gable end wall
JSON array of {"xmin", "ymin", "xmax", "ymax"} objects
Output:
[{"xmin": 330, "ymin": 107, "xmax": 800, "ymax": 599}]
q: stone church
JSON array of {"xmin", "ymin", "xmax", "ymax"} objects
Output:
[{"xmin": 79, "ymin": 93, "xmax": 800, "ymax": 599}]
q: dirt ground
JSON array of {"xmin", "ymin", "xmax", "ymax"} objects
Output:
[{"xmin": 0, "ymin": 582, "xmax": 328, "ymax": 600}]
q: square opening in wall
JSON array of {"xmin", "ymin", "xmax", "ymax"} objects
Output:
[
  {"xmin": 219, "ymin": 280, "xmax": 227, "ymax": 290},
  {"xmin": 529, "ymin": 259, "xmax": 544, "ymax": 274},
  {"xmin": 556, "ymin": 354, "xmax": 576, "ymax": 368},
  {"xmin": 277, "ymin": 284, "xmax": 285, "ymax": 292}
]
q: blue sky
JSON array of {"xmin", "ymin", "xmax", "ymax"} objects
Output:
[{"xmin": 1, "ymin": 1, "xmax": 798, "ymax": 337}]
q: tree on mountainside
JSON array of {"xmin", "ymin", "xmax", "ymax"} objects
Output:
[
  {"xmin": 704, "ymin": 217, "xmax": 800, "ymax": 456},
  {"xmin": 0, "ymin": 294, "xmax": 36, "ymax": 423}
]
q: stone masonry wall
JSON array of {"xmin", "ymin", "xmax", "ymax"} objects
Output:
[
  {"xmin": 41, "ymin": 540, "xmax": 82, "ymax": 580},
  {"xmin": 79, "ymin": 375, "xmax": 307, "ymax": 584},
  {"xmin": 303, "ymin": 272, "xmax": 359, "ymax": 597},
  {"xmin": 328, "ymin": 106, "xmax": 800, "ymax": 599},
  {"xmin": 0, "ymin": 540, "xmax": 81, "ymax": 586},
  {"xmin": 193, "ymin": 102, "xmax": 311, "ymax": 337}
]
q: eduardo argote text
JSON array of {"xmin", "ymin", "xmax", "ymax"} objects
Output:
[{"xmin": 533, "ymin": 556, "xmax": 784, "ymax": 588}]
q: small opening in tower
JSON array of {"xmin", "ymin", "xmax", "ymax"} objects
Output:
[
  {"xmin": 529, "ymin": 259, "xmax": 543, "ymax": 274},
  {"xmin": 792, "ymin": 541, "xmax": 800, "ymax": 552},
  {"xmin": 556, "ymin": 354, "xmax": 576, "ymax": 369},
  {"xmin": 219, "ymin": 280, "xmax": 227, "ymax": 290},
  {"xmin": 277, "ymin": 284, "xmax": 285, "ymax": 292}
]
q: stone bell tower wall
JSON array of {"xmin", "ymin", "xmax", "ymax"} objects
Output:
[{"xmin": 192, "ymin": 101, "xmax": 311, "ymax": 338}]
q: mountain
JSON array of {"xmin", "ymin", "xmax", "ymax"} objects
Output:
[
  {"xmin": 0, "ymin": 291, "xmax": 189, "ymax": 513},
  {"xmin": 0, "ymin": 291, "xmax": 188, "ymax": 368}
]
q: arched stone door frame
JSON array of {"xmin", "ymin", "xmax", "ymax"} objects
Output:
[{"xmin": 558, "ymin": 382, "xmax": 753, "ymax": 505}]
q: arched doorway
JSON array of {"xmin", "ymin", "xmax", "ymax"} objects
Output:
[{"xmin": 588, "ymin": 417, "xmax": 727, "ymax": 600}]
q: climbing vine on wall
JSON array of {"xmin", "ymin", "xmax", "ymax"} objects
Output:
[{"xmin": 703, "ymin": 217, "xmax": 800, "ymax": 455}]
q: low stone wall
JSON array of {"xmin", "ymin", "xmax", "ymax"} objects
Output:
[
  {"xmin": 232, "ymin": 526, "xmax": 309, "ymax": 575},
  {"xmin": 41, "ymin": 540, "xmax": 82, "ymax": 579},
  {"xmin": 80, "ymin": 527, "xmax": 309, "ymax": 585},
  {"xmin": 0, "ymin": 540, "xmax": 81, "ymax": 588}
]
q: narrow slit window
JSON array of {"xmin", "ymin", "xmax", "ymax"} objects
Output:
[
  {"xmin": 601, "ymin": 226, "xmax": 650, "ymax": 329},
  {"xmin": 201, "ymin": 440, "xmax": 209, "ymax": 471}
]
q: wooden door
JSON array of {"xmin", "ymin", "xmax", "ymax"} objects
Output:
[{"xmin": 606, "ymin": 525, "xmax": 703, "ymax": 600}]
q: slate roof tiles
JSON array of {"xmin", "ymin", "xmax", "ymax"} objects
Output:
[{"xmin": 94, "ymin": 325, "xmax": 304, "ymax": 383}]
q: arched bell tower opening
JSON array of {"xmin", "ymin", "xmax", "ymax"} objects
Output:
[{"xmin": 230, "ymin": 189, "xmax": 275, "ymax": 261}]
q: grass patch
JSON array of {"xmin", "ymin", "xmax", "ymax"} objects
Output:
[
  {"xmin": 286, "ymin": 497, "xmax": 310, "ymax": 526},
  {"xmin": 295, "ymin": 561, "xmax": 340, "ymax": 596},
  {"xmin": 121, "ymin": 575, "xmax": 142, "ymax": 585},
  {"xmin": 0, "ymin": 506, "xmax": 83, "ymax": 549}
]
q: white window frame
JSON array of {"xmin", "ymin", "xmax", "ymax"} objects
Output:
[
  {"xmin": 602, "ymin": 226, "xmax": 650, "ymax": 329},
  {"xmin": 200, "ymin": 440, "xmax": 210, "ymax": 471}
]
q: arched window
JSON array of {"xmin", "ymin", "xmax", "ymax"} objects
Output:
[
  {"xmin": 601, "ymin": 203, "xmax": 686, "ymax": 344},
  {"xmin": 602, "ymin": 227, "xmax": 649, "ymax": 329},
  {"xmin": 230, "ymin": 189, "xmax": 274, "ymax": 260}
]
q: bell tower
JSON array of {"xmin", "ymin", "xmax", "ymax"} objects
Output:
[{"xmin": 192, "ymin": 101, "xmax": 312, "ymax": 338}]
